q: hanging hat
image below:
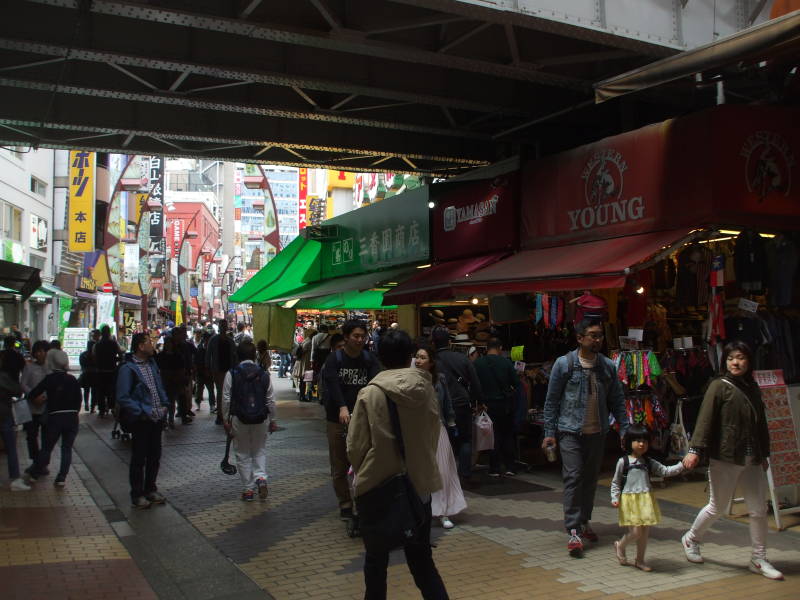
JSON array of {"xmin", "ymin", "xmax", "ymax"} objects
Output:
[
  {"xmin": 475, "ymin": 313, "xmax": 486, "ymax": 322},
  {"xmin": 453, "ymin": 333, "xmax": 472, "ymax": 345},
  {"xmin": 430, "ymin": 309, "xmax": 445, "ymax": 318},
  {"xmin": 459, "ymin": 309, "xmax": 478, "ymax": 323}
]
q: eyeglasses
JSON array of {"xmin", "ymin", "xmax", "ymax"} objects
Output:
[{"xmin": 581, "ymin": 332, "xmax": 604, "ymax": 340}]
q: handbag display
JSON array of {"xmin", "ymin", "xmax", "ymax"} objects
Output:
[{"xmin": 355, "ymin": 394, "xmax": 426, "ymax": 552}]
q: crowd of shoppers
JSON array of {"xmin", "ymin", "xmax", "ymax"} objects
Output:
[{"xmin": 0, "ymin": 316, "xmax": 785, "ymax": 595}]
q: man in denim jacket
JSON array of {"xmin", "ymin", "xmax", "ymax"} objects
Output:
[
  {"xmin": 542, "ymin": 318, "xmax": 627, "ymax": 558},
  {"xmin": 116, "ymin": 332, "xmax": 170, "ymax": 509}
]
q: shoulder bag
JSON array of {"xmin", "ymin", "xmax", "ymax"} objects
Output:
[{"xmin": 354, "ymin": 392, "xmax": 426, "ymax": 552}]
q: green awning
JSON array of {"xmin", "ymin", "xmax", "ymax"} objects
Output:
[
  {"xmin": 229, "ymin": 236, "xmax": 321, "ymax": 304},
  {"xmin": 266, "ymin": 265, "xmax": 416, "ymax": 305},
  {"xmin": 42, "ymin": 283, "xmax": 72, "ymax": 299},
  {"xmin": 246, "ymin": 239, "xmax": 322, "ymax": 303},
  {"xmin": 292, "ymin": 289, "xmax": 397, "ymax": 310},
  {"xmin": 30, "ymin": 288, "xmax": 52, "ymax": 300}
]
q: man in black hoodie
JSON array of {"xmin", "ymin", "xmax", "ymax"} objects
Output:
[
  {"xmin": 431, "ymin": 327, "xmax": 484, "ymax": 485},
  {"xmin": 24, "ymin": 350, "xmax": 82, "ymax": 487}
]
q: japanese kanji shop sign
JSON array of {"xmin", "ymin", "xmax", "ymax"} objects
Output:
[
  {"xmin": 68, "ymin": 150, "xmax": 95, "ymax": 252},
  {"xmin": 147, "ymin": 156, "xmax": 166, "ymax": 279},
  {"xmin": 755, "ymin": 370, "xmax": 800, "ymax": 487},
  {"xmin": 320, "ymin": 185, "xmax": 430, "ymax": 279}
]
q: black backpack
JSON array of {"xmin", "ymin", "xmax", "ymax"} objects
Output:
[{"xmin": 230, "ymin": 363, "xmax": 270, "ymax": 424}]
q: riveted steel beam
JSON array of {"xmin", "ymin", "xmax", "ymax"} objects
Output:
[
  {"xmin": 27, "ymin": 0, "xmax": 590, "ymax": 91},
  {"xmin": 0, "ymin": 38, "xmax": 524, "ymax": 116},
  {"xmin": 0, "ymin": 76, "xmax": 490, "ymax": 139}
]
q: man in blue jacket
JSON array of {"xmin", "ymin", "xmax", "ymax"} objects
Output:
[
  {"xmin": 116, "ymin": 332, "xmax": 170, "ymax": 509},
  {"xmin": 542, "ymin": 318, "xmax": 628, "ymax": 558}
]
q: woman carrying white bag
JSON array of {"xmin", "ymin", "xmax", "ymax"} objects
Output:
[{"xmin": 415, "ymin": 344, "xmax": 467, "ymax": 529}]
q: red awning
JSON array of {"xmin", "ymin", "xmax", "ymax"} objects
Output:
[
  {"xmin": 454, "ymin": 229, "xmax": 692, "ymax": 295},
  {"xmin": 383, "ymin": 252, "xmax": 508, "ymax": 305}
]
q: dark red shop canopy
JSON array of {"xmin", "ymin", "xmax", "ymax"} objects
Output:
[
  {"xmin": 453, "ymin": 229, "xmax": 692, "ymax": 295},
  {"xmin": 383, "ymin": 252, "xmax": 508, "ymax": 306}
]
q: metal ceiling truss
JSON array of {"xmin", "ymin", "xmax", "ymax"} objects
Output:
[{"xmin": 0, "ymin": 0, "xmax": 766, "ymax": 174}]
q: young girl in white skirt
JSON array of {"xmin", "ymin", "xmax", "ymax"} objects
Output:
[
  {"xmin": 610, "ymin": 424, "xmax": 686, "ymax": 571},
  {"xmin": 415, "ymin": 344, "xmax": 467, "ymax": 529}
]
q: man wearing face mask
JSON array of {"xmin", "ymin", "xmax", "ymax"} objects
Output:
[{"xmin": 542, "ymin": 318, "xmax": 628, "ymax": 558}]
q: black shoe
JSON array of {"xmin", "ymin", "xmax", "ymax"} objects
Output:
[
  {"xmin": 210, "ymin": 407, "xmax": 217, "ymax": 413},
  {"xmin": 215, "ymin": 418, "xmax": 223, "ymax": 425},
  {"xmin": 187, "ymin": 410, "xmax": 196, "ymax": 417},
  {"xmin": 340, "ymin": 507, "xmax": 354, "ymax": 521}
]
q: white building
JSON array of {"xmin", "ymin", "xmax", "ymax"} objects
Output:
[{"xmin": 0, "ymin": 146, "xmax": 58, "ymax": 341}]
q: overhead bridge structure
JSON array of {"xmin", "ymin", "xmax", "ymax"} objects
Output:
[{"xmin": 0, "ymin": 0, "xmax": 789, "ymax": 175}]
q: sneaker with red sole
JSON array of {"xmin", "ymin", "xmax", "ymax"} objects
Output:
[
  {"xmin": 568, "ymin": 529, "xmax": 584, "ymax": 558},
  {"xmin": 581, "ymin": 523, "xmax": 599, "ymax": 543},
  {"xmin": 241, "ymin": 490, "xmax": 255, "ymax": 502}
]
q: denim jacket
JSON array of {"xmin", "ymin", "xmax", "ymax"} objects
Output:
[
  {"xmin": 543, "ymin": 350, "xmax": 628, "ymax": 438},
  {"xmin": 116, "ymin": 357, "xmax": 169, "ymax": 421}
]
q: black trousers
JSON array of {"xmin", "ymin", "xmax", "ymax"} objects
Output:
[
  {"xmin": 486, "ymin": 405, "xmax": 516, "ymax": 474},
  {"xmin": 452, "ymin": 405, "xmax": 473, "ymax": 478},
  {"xmin": 129, "ymin": 419, "xmax": 163, "ymax": 501},
  {"xmin": 93, "ymin": 371, "xmax": 115, "ymax": 414},
  {"xmin": 24, "ymin": 413, "xmax": 46, "ymax": 461},
  {"xmin": 362, "ymin": 502, "xmax": 449, "ymax": 600}
]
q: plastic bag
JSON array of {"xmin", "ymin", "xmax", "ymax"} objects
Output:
[
  {"xmin": 303, "ymin": 369, "xmax": 314, "ymax": 383},
  {"xmin": 473, "ymin": 411, "xmax": 494, "ymax": 452},
  {"xmin": 11, "ymin": 397, "xmax": 32, "ymax": 425},
  {"xmin": 668, "ymin": 399, "xmax": 689, "ymax": 459}
]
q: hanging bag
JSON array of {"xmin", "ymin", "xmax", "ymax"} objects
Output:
[
  {"xmin": 355, "ymin": 393, "xmax": 426, "ymax": 552},
  {"xmin": 667, "ymin": 398, "xmax": 690, "ymax": 459},
  {"xmin": 473, "ymin": 410, "xmax": 495, "ymax": 452},
  {"xmin": 11, "ymin": 396, "xmax": 32, "ymax": 425}
]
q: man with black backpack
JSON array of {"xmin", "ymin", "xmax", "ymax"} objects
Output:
[
  {"xmin": 222, "ymin": 341, "xmax": 276, "ymax": 502},
  {"xmin": 431, "ymin": 327, "xmax": 484, "ymax": 487},
  {"xmin": 206, "ymin": 319, "xmax": 238, "ymax": 425},
  {"xmin": 321, "ymin": 320, "xmax": 380, "ymax": 520}
]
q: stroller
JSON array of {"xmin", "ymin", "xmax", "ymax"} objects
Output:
[{"xmin": 345, "ymin": 465, "xmax": 360, "ymax": 538}]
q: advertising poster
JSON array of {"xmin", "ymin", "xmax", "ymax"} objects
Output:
[{"xmin": 96, "ymin": 292, "xmax": 116, "ymax": 335}]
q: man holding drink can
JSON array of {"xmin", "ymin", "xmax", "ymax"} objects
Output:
[{"xmin": 541, "ymin": 318, "xmax": 628, "ymax": 558}]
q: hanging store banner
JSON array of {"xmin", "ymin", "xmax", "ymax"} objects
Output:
[
  {"xmin": 96, "ymin": 292, "xmax": 116, "ymax": 335},
  {"xmin": 320, "ymin": 185, "xmax": 430, "ymax": 279},
  {"xmin": 58, "ymin": 297, "xmax": 73, "ymax": 342},
  {"xmin": 432, "ymin": 173, "xmax": 519, "ymax": 261},
  {"xmin": 147, "ymin": 156, "xmax": 166, "ymax": 278},
  {"xmin": 521, "ymin": 105, "xmax": 800, "ymax": 249},
  {"xmin": 169, "ymin": 218, "xmax": 183, "ymax": 260},
  {"xmin": 123, "ymin": 242, "xmax": 139, "ymax": 283},
  {"xmin": 298, "ymin": 168, "xmax": 308, "ymax": 231},
  {"xmin": 68, "ymin": 150, "xmax": 95, "ymax": 252}
]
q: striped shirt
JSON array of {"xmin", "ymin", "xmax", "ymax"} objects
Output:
[{"xmin": 132, "ymin": 356, "xmax": 164, "ymax": 422}]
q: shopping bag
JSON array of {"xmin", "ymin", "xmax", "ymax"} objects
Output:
[
  {"xmin": 303, "ymin": 369, "xmax": 314, "ymax": 383},
  {"xmin": 473, "ymin": 411, "xmax": 494, "ymax": 452},
  {"xmin": 11, "ymin": 397, "xmax": 32, "ymax": 425},
  {"xmin": 667, "ymin": 399, "xmax": 689, "ymax": 459}
]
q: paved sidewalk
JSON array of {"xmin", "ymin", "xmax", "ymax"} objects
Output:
[
  {"xmin": 4, "ymin": 374, "xmax": 799, "ymax": 599},
  {"xmin": 0, "ymin": 441, "xmax": 157, "ymax": 600}
]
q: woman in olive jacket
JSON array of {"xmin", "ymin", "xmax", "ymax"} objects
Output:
[{"xmin": 680, "ymin": 341, "xmax": 782, "ymax": 580}]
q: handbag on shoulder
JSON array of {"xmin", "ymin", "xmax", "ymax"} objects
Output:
[{"xmin": 355, "ymin": 394, "xmax": 426, "ymax": 552}]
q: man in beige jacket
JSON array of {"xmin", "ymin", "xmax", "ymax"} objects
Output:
[{"xmin": 347, "ymin": 329, "xmax": 449, "ymax": 600}]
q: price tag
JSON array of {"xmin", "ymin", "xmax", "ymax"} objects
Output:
[
  {"xmin": 628, "ymin": 328, "xmax": 644, "ymax": 341},
  {"xmin": 753, "ymin": 370, "xmax": 784, "ymax": 388},
  {"xmin": 738, "ymin": 297, "xmax": 759, "ymax": 313}
]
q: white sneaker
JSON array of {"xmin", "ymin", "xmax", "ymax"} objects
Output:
[
  {"xmin": 441, "ymin": 517, "xmax": 454, "ymax": 529},
  {"xmin": 10, "ymin": 478, "xmax": 31, "ymax": 492},
  {"xmin": 681, "ymin": 532, "xmax": 703, "ymax": 563},
  {"xmin": 749, "ymin": 558, "xmax": 783, "ymax": 580}
]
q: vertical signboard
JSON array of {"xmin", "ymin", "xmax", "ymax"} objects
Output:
[
  {"xmin": 68, "ymin": 150, "xmax": 95, "ymax": 252},
  {"xmin": 298, "ymin": 168, "xmax": 308, "ymax": 231},
  {"xmin": 147, "ymin": 156, "xmax": 166, "ymax": 280},
  {"xmin": 754, "ymin": 369, "xmax": 800, "ymax": 530}
]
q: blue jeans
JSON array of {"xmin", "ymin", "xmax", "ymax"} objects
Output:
[
  {"xmin": 1, "ymin": 415, "xmax": 21, "ymax": 480},
  {"xmin": 30, "ymin": 413, "xmax": 79, "ymax": 480}
]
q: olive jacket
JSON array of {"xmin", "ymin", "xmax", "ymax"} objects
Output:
[{"xmin": 691, "ymin": 375, "xmax": 770, "ymax": 465}]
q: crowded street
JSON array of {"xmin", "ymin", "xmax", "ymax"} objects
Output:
[{"xmin": 2, "ymin": 375, "xmax": 799, "ymax": 600}]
